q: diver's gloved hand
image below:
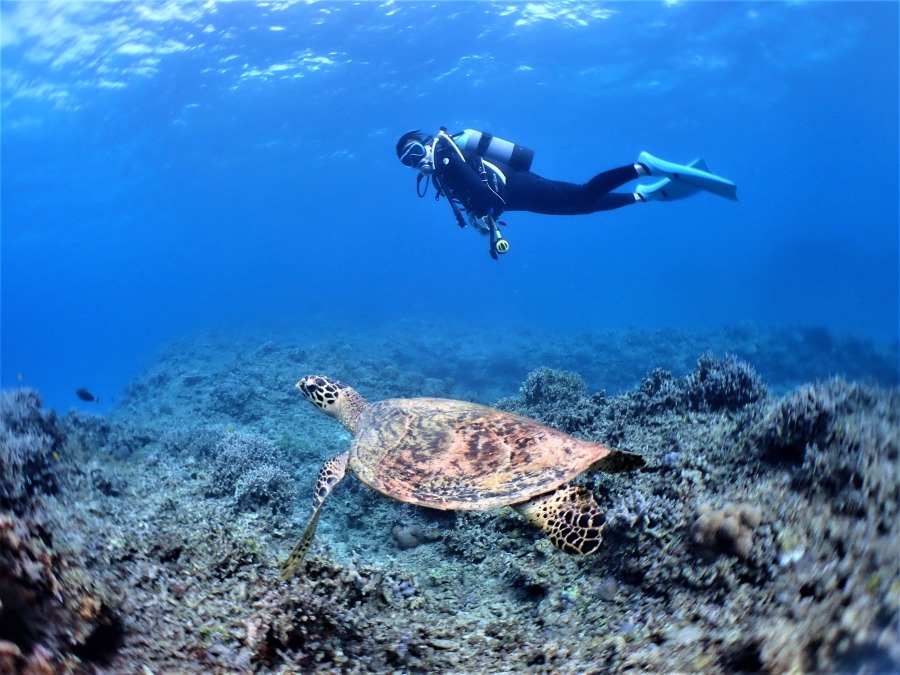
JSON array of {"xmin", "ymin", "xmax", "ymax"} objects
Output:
[{"xmin": 468, "ymin": 213, "xmax": 493, "ymax": 235}]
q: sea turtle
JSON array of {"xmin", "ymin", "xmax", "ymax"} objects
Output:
[{"xmin": 280, "ymin": 375, "xmax": 645, "ymax": 579}]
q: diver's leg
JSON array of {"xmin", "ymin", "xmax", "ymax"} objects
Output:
[
  {"xmin": 584, "ymin": 164, "xmax": 645, "ymax": 195},
  {"xmin": 592, "ymin": 192, "xmax": 642, "ymax": 211},
  {"xmin": 505, "ymin": 167, "xmax": 644, "ymax": 215}
]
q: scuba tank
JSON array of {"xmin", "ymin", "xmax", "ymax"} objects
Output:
[{"xmin": 454, "ymin": 129, "xmax": 534, "ymax": 172}]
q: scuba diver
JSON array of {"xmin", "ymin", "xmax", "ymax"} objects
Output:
[{"xmin": 396, "ymin": 127, "xmax": 737, "ymax": 259}]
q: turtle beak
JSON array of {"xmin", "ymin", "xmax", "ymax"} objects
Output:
[{"xmin": 296, "ymin": 377, "xmax": 316, "ymax": 401}]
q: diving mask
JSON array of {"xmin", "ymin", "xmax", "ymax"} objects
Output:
[{"xmin": 399, "ymin": 140, "xmax": 433, "ymax": 173}]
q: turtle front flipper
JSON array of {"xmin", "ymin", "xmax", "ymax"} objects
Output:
[
  {"xmin": 513, "ymin": 485, "xmax": 606, "ymax": 555},
  {"xmin": 280, "ymin": 452, "xmax": 349, "ymax": 580}
]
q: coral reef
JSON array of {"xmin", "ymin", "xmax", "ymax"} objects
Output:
[
  {"xmin": 0, "ymin": 513, "xmax": 121, "ymax": 665},
  {"xmin": 756, "ymin": 381, "xmax": 838, "ymax": 462},
  {"xmin": 520, "ymin": 367, "xmax": 588, "ymax": 407},
  {"xmin": 234, "ymin": 464, "xmax": 297, "ymax": 516},
  {"xmin": 619, "ymin": 352, "xmax": 767, "ymax": 417},
  {"xmin": 0, "ymin": 389, "xmax": 62, "ymax": 512},
  {"xmin": 691, "ymin": 502, "xmax": 763, "ymax": 559},
  {"xmin": 495, "ymin": 363, "xmax": 897, "ymax": 673},
  {"xmin": 0, "ymin": 324, "xmax": 896, "ymax": 673},
  {"xmin": 683, "ymin": 352, "xmax": 767, "ymax": 412},
  {"xmin": 391, "ymin": 521, "xmax": 436, "ymax": 550},
  {"xmin": 60, "ymin": 409, "xmax": 156, "ymax": 460},
  {"xmin": 0, "ymin": 392, "xmax": 121, "ymax": 673},
  {"xmin": 204, "ymin": 430, "xmax": 298, "ymax": 515}
]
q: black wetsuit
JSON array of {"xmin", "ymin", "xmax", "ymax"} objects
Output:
[{"xmin": 431, "ymin": 133, "xmax": 640, "ymax": 220}]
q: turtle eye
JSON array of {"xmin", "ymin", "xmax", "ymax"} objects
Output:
[{"xmin": 299, "ymin": 379, "xmax": 324, "ymax": 402}]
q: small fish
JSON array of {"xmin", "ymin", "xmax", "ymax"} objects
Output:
[{"xmin": 76, "ymin": 388, "xmax": 100, "ymax": 403}]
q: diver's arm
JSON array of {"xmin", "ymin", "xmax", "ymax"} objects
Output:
[{"xmin": 433, "ymin": 135, "xmax": 504, "ymax": 216}]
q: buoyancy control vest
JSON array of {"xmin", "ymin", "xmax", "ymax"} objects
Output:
[{"xmin": 453, "ymin": 129, "xmax": 534, "ymax": 172}]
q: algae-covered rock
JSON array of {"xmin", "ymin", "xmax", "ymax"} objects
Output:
[{"xmin": 692, "ymin": 502, "xmax": 763, "ymax": 559}]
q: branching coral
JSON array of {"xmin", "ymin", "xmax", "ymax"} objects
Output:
[
  {"xmin": 206, "ymin": 430, "xmax": 297, "ymax": 515},
  {"xmin": 684, "ymin": 352, "xmax": 767, "ymax": 412}
]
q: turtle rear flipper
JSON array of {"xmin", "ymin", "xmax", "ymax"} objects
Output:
[
  {"xmin": 280, "ymin": 452, "xmax": 349, "ymax": 580},
  {"xmin": 513, "ymin": 485, "xmax": 606, "ymax": 555}
]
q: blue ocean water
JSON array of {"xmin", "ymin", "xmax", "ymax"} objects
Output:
[{"xmin": 2, "ymin": 1, "xmax": 898, "ymax": 413}]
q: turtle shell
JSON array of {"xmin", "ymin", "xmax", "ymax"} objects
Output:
[{"xmin": 348, "ymin": 398, "xmax": 616, "ymax": 511}]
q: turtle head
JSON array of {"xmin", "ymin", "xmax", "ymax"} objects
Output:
[{"xmin": 296, "ymin": 375, "xmax": 367, "ymax": 435}]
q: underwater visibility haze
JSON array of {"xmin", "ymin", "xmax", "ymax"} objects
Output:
[
  {"xmin": 0, "ymin": 1, "xmax": 899, "ymax": 673},
  {"xmin": 2, "ymin": 0, "xmax": 898, "ymax": 410}
]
